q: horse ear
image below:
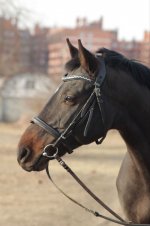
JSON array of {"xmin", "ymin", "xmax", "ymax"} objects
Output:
[
  {"xmin": 66, "ymin": 38, "xmax": 78, "ymax": 58},
  {"xmin": 78, "ymin": 39, "xmax": 98, "ymax": 75}
]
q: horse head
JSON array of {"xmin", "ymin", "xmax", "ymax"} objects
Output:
[{"xmin": 17, "ymin": 39, "xmax": 117, "ymax": 172}]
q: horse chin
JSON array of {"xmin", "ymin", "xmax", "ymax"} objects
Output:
[
  {"xmin": 32, "ymin": 155, "xmax": 49, "ymax": 172},
  {"xmin": 33, "ymin": 162, "xmax": 48, "ymax": 172}
]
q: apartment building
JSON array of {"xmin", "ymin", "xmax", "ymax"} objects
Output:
[
  {"xmin": 30, "ymin": 24, "xmax": 49, "ymax": 74},
  {"xmin": 140, "ymin": 31, "xmax": 150, "ymax": 66},
  {"xmin": 48, "ymin": 18, "xmax": 150, "ymax": 82},
  {"xmin": 48, "ymin": 17, "xmax": 118, "ymax": 82},
  {"xmin": 0, "ymin": 18, "xmax": 49, "ymax": 76}
]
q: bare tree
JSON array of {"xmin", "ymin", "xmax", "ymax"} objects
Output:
[{"xmin": 0, "ymin": 0, "xmax": 31, "ymax": 77}]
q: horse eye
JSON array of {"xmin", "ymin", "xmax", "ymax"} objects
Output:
[{"xmin": 64, "ymin": 96, "xmax": 74, "ymax": 103}]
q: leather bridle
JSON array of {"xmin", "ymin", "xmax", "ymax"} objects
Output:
[{"xmin": 31, "ymin": 55, "xmax": 106, "ymax": 159}]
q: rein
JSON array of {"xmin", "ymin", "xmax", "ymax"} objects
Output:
[
  {"xmin": 46, "ymin": 154, "xmax": 150, "ymax": 226},
  {"xmin": 31, "ymin": 56, "xmax": 150, "ymax": 226}
]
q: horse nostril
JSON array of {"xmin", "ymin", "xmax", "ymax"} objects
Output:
[{"xmin": 18, "ymin": 147, "xmax": 31, "ymax": 164}]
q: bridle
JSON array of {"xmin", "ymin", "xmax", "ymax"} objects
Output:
[
  {"xmin": 31, "ymin": 55, "xmax": 107, "ymax": 159},
  {"xmin": 31, "ymin": 56, "xmax": 150, "ymax": 226}
]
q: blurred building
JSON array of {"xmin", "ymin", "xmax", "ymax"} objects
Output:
[
  {"xmin": 140, "ymin": 31, "xmax": 150, "ymax": 66},
  {"xmin": 0, "ymin": 73, "xmax": 56, "ymax": 122},
  {"xmin": 115, "ymin": 32, "xmax": 150, "ymax": 67},
  {"xmin": 48, "ymin": 17, "xmax": 150, "ymax": 83},
  {"xmin": 48, "ymin": 17, "xmax": 118, "ymax": 82},
  {"xmin": 30, "ymin": 24, "xmax": 49, "ymax": 74},
  {"xmin": 18, "ymin": 29, "xmax": 32, "ymax": 72},
  {"xmin": 0, "ymin": 17, "xmax": 20, "ymax": 77},
  {"xmin": 0, "ymin": 16, "xmax": 149, "ymax": 84},
  {"xmin": 0, "ymin": 18, "xmax": 49, "ymax": 77},
  {"xmin": 115, "ymin": 39, "xmax": 142, "ymax": 62}
]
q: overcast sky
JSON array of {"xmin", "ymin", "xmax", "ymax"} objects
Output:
[{"xmin": 17, "ymin": 0, "xmax": 150, "ymax": 41}]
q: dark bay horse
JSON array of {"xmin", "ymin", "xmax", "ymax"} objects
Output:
[{"xmin": 17, "ymin": 39, "xmax": 150, "ymax": 224}]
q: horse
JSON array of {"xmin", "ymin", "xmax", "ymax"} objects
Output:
[{"xmin": 17, "ymin": 39, "xmax": 150, "ymax": 224}]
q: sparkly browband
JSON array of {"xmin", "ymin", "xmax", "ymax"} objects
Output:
[{"xmin": 62, "ymin": 75, "xmax": 93, "ymax": 82}]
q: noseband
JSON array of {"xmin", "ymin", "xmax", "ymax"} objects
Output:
[{"xmin": 31, "ymin": 56, "xmax": 106, "ymax": 159}]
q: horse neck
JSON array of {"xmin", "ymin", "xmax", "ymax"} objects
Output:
[
  {"xmin": 107, "ymin": 68, "xmax": 150, "ymax": 182},
  {"xmin": 119, "ymin": 120, "xmax": 150, "ymax": 185}
]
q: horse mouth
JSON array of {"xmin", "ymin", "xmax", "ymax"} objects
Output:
[
  {"xmin": 24, "ymin": 144, "xmax": 70, "ymax": 172},
  {"xmin": 19, "ymin": 153, "xmax": 49, "ymax": 172},
  {"xmin": 31, "ymin": 145, "xmax": 68, "ymax": 171},
  {"xmin": 32, "ymin": 155, "xmax": 49, "ymax": 171},
  {"xmin": 31, "ymin": 156, "xmax": 50, "ymax": 172}
]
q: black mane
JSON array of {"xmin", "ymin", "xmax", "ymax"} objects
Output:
[{"xmin": 97, "ymin": 48, "xmax": 150, "ymax": 90}]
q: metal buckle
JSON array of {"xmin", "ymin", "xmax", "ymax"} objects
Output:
[{"xmin": 43, "ymin": 144, "xmax": 58, "ymax": 159}]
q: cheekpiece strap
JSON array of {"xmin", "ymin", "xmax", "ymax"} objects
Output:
[{"xmin": 95, "ymin": 55, "xmax": 106, "ymax": 87}]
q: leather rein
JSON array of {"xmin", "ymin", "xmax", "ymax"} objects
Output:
[{"xmin": 31, "ymin": 56, "xmax": 150, "ymax": 226}]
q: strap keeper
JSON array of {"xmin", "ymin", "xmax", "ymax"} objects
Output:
[{"xmin": 61, "ymin": 134, "xmax": 66, "ymax": 139}]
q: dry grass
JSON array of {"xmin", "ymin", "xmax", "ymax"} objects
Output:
[{"xmin": 0, "ymin": 123, "xmax": 127, "ymax": 226}]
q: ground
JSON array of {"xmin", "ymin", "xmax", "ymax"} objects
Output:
[{"xmin": 0, "ymin": 122, "xmax": 126, "ymax": 226}]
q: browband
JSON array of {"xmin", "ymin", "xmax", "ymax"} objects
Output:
[{"xmin": 62, "ymin": 75, "xmax": 93, "ymax": 82}]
